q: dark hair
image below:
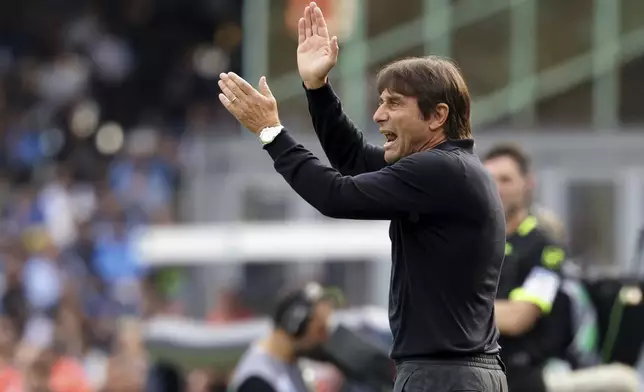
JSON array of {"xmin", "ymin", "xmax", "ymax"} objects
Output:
[
  {"xmin": 272, "ymin": 289, "xmax": 309, "ymax": 326},
  {"xmin": 376, "ymin": 55, "xmax": 472, "ymax": 140},
  {"xmin": 483, "ymin": 143, "xmax": 531, "ymax": 176},
  {"xmin": 272, "ymin": 283, "xmax": 336, "ymax": 336}
]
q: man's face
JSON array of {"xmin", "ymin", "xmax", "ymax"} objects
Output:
[
  {"xmin": 295, "ymin": 301, "xmax": 333, "ymax": 354},
  {"xmin": 373, "ymin": 89, "xmax": 444, "ymax": 164},
  {"xmin": 484, "ymin": 156, "xmax": 530, "ymax": 217}
]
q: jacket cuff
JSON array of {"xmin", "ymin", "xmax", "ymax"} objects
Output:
[
  {"xmin": 303, "ymin": 82, "xmax": 337, "ymax": 103},
  {"xmin": 263, "ymin": 129, "xmax": 297, "ymax": 161}
]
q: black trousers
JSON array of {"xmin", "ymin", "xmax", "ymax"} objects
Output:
[
  {"xmin": 505, "ymin": 366, "xmax": 546, "ymax": 392},
  {"xmin": 393, "ymin": 355, "xmax": 508, "ymax": 392}
]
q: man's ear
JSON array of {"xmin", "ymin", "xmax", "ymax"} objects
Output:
[{"xmin": 428, "ymin": 103, "xmax": 449, "ymax": 132}]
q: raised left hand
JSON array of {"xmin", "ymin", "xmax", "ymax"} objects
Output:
[{"xmin": 218, "ymin": 72, "xmax": 281, "ymax": 134}]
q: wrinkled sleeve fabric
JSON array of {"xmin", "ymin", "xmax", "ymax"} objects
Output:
[
  {"xmin": 305, "ymin": 83, "xmax": 386, "ymax": 175},
  {"xmin": 264, "ymin": 130, "xmax": 456, "ymax": 220}
]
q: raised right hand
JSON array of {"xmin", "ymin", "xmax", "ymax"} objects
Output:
[{"xmin": 297, "ymin": 2, "xmax": 339, "ymax": 89}]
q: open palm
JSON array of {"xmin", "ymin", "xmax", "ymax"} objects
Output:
[{"xmin": 297, "ymin": 2, "xmax": 339, "ymax": 88}]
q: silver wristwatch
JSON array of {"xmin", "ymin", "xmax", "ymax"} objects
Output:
[{"xmin": 259, "ymin": 126, "xmax": 284, "ymax": 145}]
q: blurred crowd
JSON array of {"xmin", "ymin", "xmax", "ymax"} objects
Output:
[{"xmin": 0, "ymin": 0, "xmax": 243, "ymax": 390}]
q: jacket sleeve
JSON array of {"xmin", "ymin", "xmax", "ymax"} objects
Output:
[
  {"xmin": 509, "ymin": 237, "xmax": 566, "ymax": 314},
  {"xmin": 264, "ymin": 130, "xmax": 455, "ymax": 220},
  {"xmin": 305, "ymin": 83, "xmax": 387, "ymax": 176}
]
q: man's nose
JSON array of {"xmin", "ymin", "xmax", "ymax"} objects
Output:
[{"xmin": 373, "ymin": 105, "xmax": 388, "ymax": 124}]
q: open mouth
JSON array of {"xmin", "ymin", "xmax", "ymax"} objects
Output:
[
  {"xmin": 383, "ymin": 132, "xmax": 397, "ymax": 142},
  {"xmin": 381, "ymin": 131, "xmax": 397, "ymax": 148}
]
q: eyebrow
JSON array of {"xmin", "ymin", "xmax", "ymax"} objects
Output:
[{"xmin": 379, "ymin": 95, "xmax": 403, "ymax": 104}]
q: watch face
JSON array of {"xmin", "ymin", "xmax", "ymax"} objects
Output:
[
  {"xmin": 261, "ymin": 132, "xmax": 274, "ymax": 143},
  {"xmin": 261, "ymin": 128, "xmax": 280, "ymax": 143}
]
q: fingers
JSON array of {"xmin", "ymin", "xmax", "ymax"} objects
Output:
[
  {"xmin": 228, "ymin": 72, "xmax": 257, "ymax": 96},
  {"xmin": 330, "ymin": 36, "xmax": 339, "ymax": 60},
  {"xmin": 219, "ymin": 72, "xmax": 273, "ymax": 110},
  {"xmin": 298, "ymin": 18, "xmax": 306, "ymax": 45},
  {"xmin": 218, "ymin": 93, "xmax": 232, "ymax": 110},
  {"xmin": 258, "ymin": 76, "xmax": 273, "ymax": 98},
  {"xmin": 304, "ymin": 5, "xmax": 313, "ymax": 38},
  {"xmin": 218, "ymin": 76, "xmax": 237, "ymax": 104},
  {"xmin": 310, "ymin": 2, "xmax": 319, "ymax": 36},
  {"xmin": 220, "ymin": 72, "xmax": 257, "ymax": 98},
  {"xmin": 313, "ymin": 3, "xmax": 329, "ymax": 38}
]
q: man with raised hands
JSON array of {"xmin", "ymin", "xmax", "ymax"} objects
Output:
[{"xmin": 217, "ymin": 2, "xmax": 507, "ymax": 391}]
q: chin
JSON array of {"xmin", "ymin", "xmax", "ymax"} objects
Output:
[{"xmin": 384, "ymin": 152, "xmax": 401, "ymax": 164}]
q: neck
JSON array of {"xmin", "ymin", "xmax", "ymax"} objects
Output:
[
  {"xmin": 506, "ymin": 208, "xmax": 529, "ymax": 235},
  {"xmin": 419, "ymin": 134, "xmax": 447, "ymax": 152},
  {"xmin": 258, "ymin": 330, "xmax": 296, "ymax": 363}
]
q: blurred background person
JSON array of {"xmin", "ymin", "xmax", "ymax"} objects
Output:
[
  {"xmin": 483, "ymin": 143, "xmax": 640, "ymax": 392},
  {"xmin": 483, "ymin": 143, "xmax": 569, "ymax": 392},
  {"xmin": 229, "ymin": 282, "xmax": 335, "ymax": 392}
]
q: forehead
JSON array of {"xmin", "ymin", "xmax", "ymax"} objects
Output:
[
  {"xmin": 379, "ymin": 89, "xmax": 410, "ymax": 101},
  {"xmin": 484, "ymin": 156, "xmax": 523, "ymax": 176}
]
